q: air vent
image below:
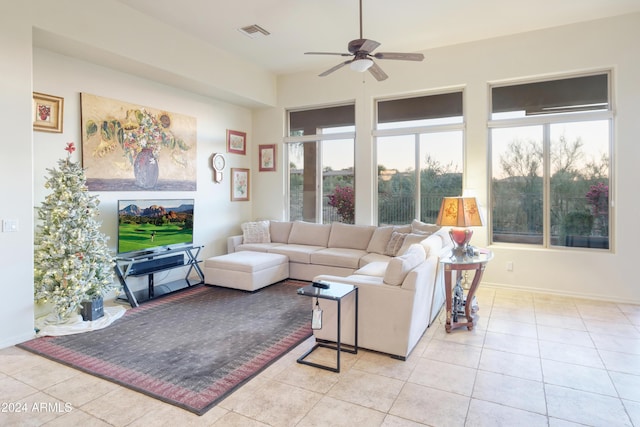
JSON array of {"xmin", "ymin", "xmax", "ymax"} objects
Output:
[{"xmin": 238, "ymin": 25, "xmax": 271, "ymax": 39}]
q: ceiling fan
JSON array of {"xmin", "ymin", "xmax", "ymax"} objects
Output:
[{"xmin": 305, "ymin": 0, "xmax": 425, "ymax": 81}]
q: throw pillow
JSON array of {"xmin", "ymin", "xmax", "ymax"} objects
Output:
[
  {"xmin": 393, "ymin": 224, "xmax": 412, "ymax": 233},
  {"xmin": 397, "ymin": 233, "xmax": 431, "ymax": 256},
  {"xmin": 383, "ymin": 244, "xmax": 426, "ymax": 286},
  {"xmin": 241, "ymin": 220, "xmax": 271, "ymax": 243},
  {"xmin": 421, "ymin": 233, "xmax": 443, "ymax": 259},
  {"xmin": 411, "ymin": 219, "xmax": 441, "ymax": 235},
  {"xmin": 384, "ymin": 231, "xmax": 407, "ymax": 256},
  {"xmin": 366, "ymin": 226, "xmax": 394, "ymax": 254}
]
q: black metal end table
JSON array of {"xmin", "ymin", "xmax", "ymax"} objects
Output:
[{"xmin": 296, "ymin": 282, "xmax": 358, "ymax": 373}]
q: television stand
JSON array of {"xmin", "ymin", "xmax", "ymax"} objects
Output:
[{"xmin": 114, "ymin": 245, "xmax": 204, "ymax": 307}]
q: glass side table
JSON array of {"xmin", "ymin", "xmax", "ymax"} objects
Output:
[
  {"xmin": 441, "ymin": 249, "xmax": 494, "ymax": 333},
  {"xmin": 296, "ymin": 282, "xmax": 358, "ymax": 373}
]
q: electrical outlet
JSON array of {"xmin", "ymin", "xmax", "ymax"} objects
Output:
[{"xmin": 506, "ymin": 261, "xmax": 514, "ymax": 271}]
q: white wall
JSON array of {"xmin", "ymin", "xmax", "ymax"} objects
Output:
[
  {"xmin": 0, "ymin": 2, "xmax": 36, "ymax": 348},
  {"xmin": 31, "ymin": 0, "xmax": 276, "ymax": 108},
  {"xmin": 253, "ymin": 13, "xmax": 640, "ymax": 304},
  {"xmin": 32, "ymin": 48, "xmax": 254, "ymax": 290},
  {"xmin": 0, "ymin": 0, "xmax": 281, "ymax": 348}
]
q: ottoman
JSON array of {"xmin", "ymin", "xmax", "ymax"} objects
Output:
[{"xmin": 203, "ymin": 251, "xmax": 289, "ymax": 291}]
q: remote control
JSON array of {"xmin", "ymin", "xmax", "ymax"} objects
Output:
[{"xmin": 312, "ymin": 281, "xmax": 330, "ymax": 289}]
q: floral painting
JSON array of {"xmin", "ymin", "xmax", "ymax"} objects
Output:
[
  {"xmin": 231, "ymin": 168, "xmax": 250, "ymax": 201},
  {"xmin": 33, "ymin": 92, "xmax": 63, "ymax": 133},
  {"xmin": 227, "ymin": 130, "xmax": 246, "ymax": 155},
  {"xmin": 259, "ymin": 144, "xmax": 276, "ymax": 172},
  {"xmin": 80, "ymin": 93, "xmax": 197, "ymax": 191}
]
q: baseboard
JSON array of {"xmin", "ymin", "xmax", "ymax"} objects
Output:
[
  {"xmin": 481, "ymin": 281, "xmax": 640, "ymax": 305},
  {"xmin": 1, "ymin": 330, "xmax": 37, "ymax": 349}
]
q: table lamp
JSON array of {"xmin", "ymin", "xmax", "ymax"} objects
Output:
[{"xmin": 436, "ymin": 196, "xmax": 483, "ymax": 258}]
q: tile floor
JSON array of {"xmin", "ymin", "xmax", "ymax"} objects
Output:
[{"xmin": 1, "ymin": 286, "xmax": 640, "ymax": 426}]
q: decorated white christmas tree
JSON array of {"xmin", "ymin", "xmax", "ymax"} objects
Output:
[{"xmin": 34, "ymin": 142, "xmax": 116, "ymax": 320}]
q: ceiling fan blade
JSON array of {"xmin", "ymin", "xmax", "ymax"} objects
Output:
[
  {"xmin": 305, "ymin": 52, "xmax": 352, "ymax": 57},
  {"xmin": 373, "ymin": 52, "xmax": 425, "ymax": 61},
  {"xmin": 368, "ymin": 62, "xmax": 388, "ymax": 81},
  {"xmin": 319, "ymin": 60, "xmax": 352, "ymax": 77},
  {"xmin": 360, "ymin": 39, "xmax": 380, "ymax": 53}
]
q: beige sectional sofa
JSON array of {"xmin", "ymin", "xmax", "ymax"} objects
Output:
[{"xmin": 212, "ymin": 219, "xmax": 453, "ymax": 359}]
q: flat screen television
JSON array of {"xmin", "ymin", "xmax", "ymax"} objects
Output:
[{"xmin": 117, "ymin": 198, "xmax": 194, "ymax": 255}]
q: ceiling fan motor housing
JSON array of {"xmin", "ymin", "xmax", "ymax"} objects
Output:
[
  {"xmin": 305, "ymin": 0, "xmax": 424, "ymax": 81},
  {"xmin": 348, "ymin": 39, "xmax": 369, "ymax": 53}
]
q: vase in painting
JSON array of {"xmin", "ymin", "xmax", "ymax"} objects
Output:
[{"xmin": 133, "ymin": 148, "xmax": 159, "ymax": 189}]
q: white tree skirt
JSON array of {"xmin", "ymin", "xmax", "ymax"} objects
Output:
[{"xmin": 35, "ymin": 305, "xmax": 126, "ymax": 337}]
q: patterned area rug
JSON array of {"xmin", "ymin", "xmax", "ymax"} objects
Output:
[{"xmin": 18, "ymin": 280, "xmax": 312, "ymax": 415}]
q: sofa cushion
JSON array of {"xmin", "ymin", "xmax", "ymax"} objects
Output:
[
  {"xmin": 411, "ymin": 219, "xmax": 441, "ymax": 235},
  {"xmin": 241, "ymin": 220, "xmax": 271, "ymax": 243},
  {"xmin": 268, "ymin": 244, "xmax": 325, "ymax": 264},
  {"xmin": 270, "ymin": 221, "xmax": 293, "ymax": 243},
  {"xmin": 383, "ymin": 244, "xmax": 426, "ymax": 286},
  {"xmin": 288, "ymin": 221, "xmax": 331, "ymax": 247},
  {"xmin": 327, "ymin": 222, "xmax": 376, "ymax": 250},
  {"xmin": 366, "ymin": 226, "xmax": 394, "ymax": 254},
  {"xmin": 384, "ymin": 231, "xmax": 407, "ymax": 256},
  {"xmin": 310, "ymin": 247, "xmax": 366, "ymax": 269},
  {"xmin": 354, "ymin": 261, "xmax": 388, "ymax": 277},
  {"xmin": 397, "ymin": 233, "xmax": 431, "ymax": 256},
  {"xmin": 237, "ymin": 243, "xmax": 284, "ymax": 252},
  {"xmin": 204, "ymin": 251, "xmax": 288, "ymax": 273},
  {"xmin": 359, "ymin": 252, "xmax": 393, "ymax": 267}
]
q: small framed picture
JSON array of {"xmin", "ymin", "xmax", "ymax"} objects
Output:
[
  {"xmin": 259, "ymin": 144, "xmax": 276, "ymax": 172},
  {"xmin": 231, "ymin": 168, "xmax": 250, "ymax": 201},
  {"xmin": 227, "ymin": 129, "xmax": 246, "ymax": 155},
  {"xmin": 33, "ymin": 92, "xmax": 64, "ymax": 133}
]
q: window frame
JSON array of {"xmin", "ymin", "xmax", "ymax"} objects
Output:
[
  {"xmin": 373, "ymin": 89, "xmax": 466, "ymax": 225},
  {"xmin": 488, "ymin": 70, "xmax": 614, "ymax": 251},
  {"xmin": 284, "ymin": 103, "xmax": 356, "ymax": 223}
]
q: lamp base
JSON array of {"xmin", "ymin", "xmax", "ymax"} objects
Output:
[{"xmin": 449, "ymin": 228, "xmax": 474, "ymax": 259}]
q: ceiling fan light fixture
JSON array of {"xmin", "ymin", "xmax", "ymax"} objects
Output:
[{"xmin": 350, "ymin": 58, "xmax": 373, "ymax": 72}]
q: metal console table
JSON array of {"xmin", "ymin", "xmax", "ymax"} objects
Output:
[
  {"xmin": 296, "ymin": 282, "xmax": 358, "ymax": 373},
  {"xmin": 114, "ymin": 245, "xmax": 204, "ymax": 307}
]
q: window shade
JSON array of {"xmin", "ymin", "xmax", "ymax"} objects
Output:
[
  {"xmin": 492, "ymin": 74, "xmax": 609, "ymax": 116},
  {"xmin": 289, "ymin": 105, "xmax": 355, "ymax": 135},
  {"xmin": 377, "ymin": 92, "xmax": 463, "ymax": 124}
]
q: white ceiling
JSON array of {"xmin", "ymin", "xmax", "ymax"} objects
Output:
[{"xmin": 114, "ymin": 0, "xmax": 640, "ymax": 75}]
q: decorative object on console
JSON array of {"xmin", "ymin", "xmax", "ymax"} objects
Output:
[
  {"xmin": 33, "ymin": 92, "xmax": 63, "ymax": 133},
  {"xmin": 34, "ymin": 143, "xmax": 116, "ymax": 321},
  {"xmin": 211, "ymin": 152, "xmax": 226, "ymax": 183},
  {"xmin": 436, "ymin": 196, "xmax": 483, "ymax": 258},
  {"xmin": 80, "ymin": 93, "xmax": 197, "ymax": 191},
  {"xmin": 258, "ymin": 144, "xmax": 276, "ymax": 171},
  {"xmin": 227, "ymin": 129, "xmax": 246, "ymax": 155},
  {"xmin": 231, "ymin": 167, "xmax": 250, "ymax": 201}
]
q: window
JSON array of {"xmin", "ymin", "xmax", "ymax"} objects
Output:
[
  {"xmin": 490, "ymin": 72, "xmax": 612, "ymax": 249},
  {"xmin": 286, "ymin": 105, "xmax": 355, "ymax": 224},
  {"xmin": 375, "ymin": 92, "xmax": 464, "ymax": 225}
]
